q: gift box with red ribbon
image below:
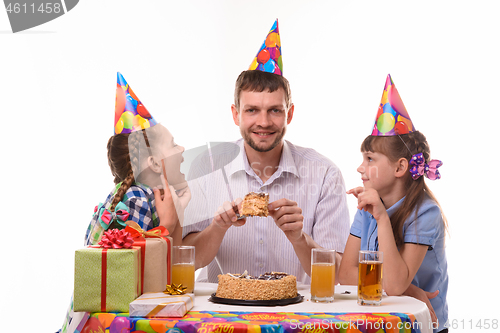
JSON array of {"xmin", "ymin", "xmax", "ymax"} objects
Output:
[
  {"xmin": 124, "ymin": 221, "xmax": 173, "ymax": 293},
  {"xmin": 74, "ymin": 229, "xmax": 141, "ymax": 312}
]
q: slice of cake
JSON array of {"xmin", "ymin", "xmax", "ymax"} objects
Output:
[
  {"xmin": 216, "ymin": 271, "xmax": 297, "ymax": 300},
  {"xmin": 240, "ymin": 192, "xmax": 269, "ymax": 217}
]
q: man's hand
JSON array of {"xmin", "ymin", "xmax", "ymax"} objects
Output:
[
  {"xmin": 268, "ymin": 198, "xmax": 304, "ymax": 242},
  {"xmin": 212, "ymin": 198, "xmax": 246, "ymax": 230}
]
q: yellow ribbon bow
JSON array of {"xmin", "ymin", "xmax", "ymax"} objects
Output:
[
  {"xmin": 164, "ymin": 283, "xmax": 187, "ymax": 295},
  {"xmin": 125, "ymin": 221, "xmax": 169, "ymax": 239}
]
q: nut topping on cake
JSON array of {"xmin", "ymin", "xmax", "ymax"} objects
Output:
[
  {"xmin": 228, "ymin": 270, "xmax": 251, "ymax": 279},
  {"xmin": 216, "ymin": 271, "xmax": 297, "ymax": 300},
  {"xmin": 240, "ymin": 192, "xmax": 269, "ymax": 217},
  {"xmin": 257, "ymin": 272, "xmax": 289, "ymax": 280},
  {"xmin": 227, "ymin": 271, "xmax": 288, "ymax": 280}
]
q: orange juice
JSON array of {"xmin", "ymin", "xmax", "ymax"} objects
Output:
[
  {"xmin": 311, "ymin": 262, "xmax": 335, "ymax": 301},
  {"xmin": 172, "ymin": 263, "xmax": 195, "ymax": 293}
]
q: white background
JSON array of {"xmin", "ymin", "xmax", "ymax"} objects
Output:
[{"xmin": 1, "ymin": 1, "xmax": 498, "ymax": 331}]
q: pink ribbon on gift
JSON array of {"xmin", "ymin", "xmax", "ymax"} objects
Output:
[{"xmin": 98, "ymin": 229, "xmax": 134, "ymax": 249}]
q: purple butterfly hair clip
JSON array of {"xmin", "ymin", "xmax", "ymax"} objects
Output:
[{"xmin": 409, "ymin": 153, "xmax": 443, "ymax": 180}]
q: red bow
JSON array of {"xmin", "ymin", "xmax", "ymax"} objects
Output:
[{"xmin": 98, "ymin": 229, "xmax": 134, "ymax": 249}]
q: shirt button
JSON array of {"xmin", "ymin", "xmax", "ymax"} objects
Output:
[
  {"xmin": 259, "ymin": 263, "xmax": 263, "ymax": 268},
  {"xmin": 259, "ymin": 239, "xmax": 264, "ymax": 244}
]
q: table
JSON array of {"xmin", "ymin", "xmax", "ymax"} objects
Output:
[{"xmin": 82, "ymin": 283, "xmax": 433, "ymax": 333}]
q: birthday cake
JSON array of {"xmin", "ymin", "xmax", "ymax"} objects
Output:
[
  {"xmin": 216, "ymin": 271, "xmax": 297, "ymax": 300},
  {"xmin": 240, "ymin": 192, "xmax": 269, "ymax": 217}
]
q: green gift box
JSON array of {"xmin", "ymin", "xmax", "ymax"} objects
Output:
[{"xmin": 74, "ymin": 247, "xmax": 141, "ymax": 312}]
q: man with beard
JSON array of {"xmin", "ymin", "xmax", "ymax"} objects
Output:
[{"xmin": 182, "ymin": 70, "xmax": 350, "ymax": 284}]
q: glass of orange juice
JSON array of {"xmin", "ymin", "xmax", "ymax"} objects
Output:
[
  {"xmin": 172, "ymin": 246, "xmax": 195, "ymax": 293},
  {"xmin": 310, "ymin": 248, "xmax": 336, "ymax": 303}
]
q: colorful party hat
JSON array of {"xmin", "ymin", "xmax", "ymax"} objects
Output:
[
  {"xmin": 114, "ymin": 72, "xmax": 158, "ymax": 135},
  {"xmin": 371, "ymin": 74, "xmax": 416, "ymax": 136},
  {"xmin": 248, "ymin": 19, "xmax": 283, "ymax": 75}
]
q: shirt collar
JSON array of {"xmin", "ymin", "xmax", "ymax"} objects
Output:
[
  {"xmin": 278, "ymin": 140, "xmax": 299, "ymax": 178},
  {"xmin": 227, "ymin": 139, "xmax": 299, "ymax": 179},
  {"xmin": 227, "ymin": 139, "xmax": 246, "ymax": 177},
  {"xmin": 386, "ymin": 196, "xmax": 406, "ymax": 216}
]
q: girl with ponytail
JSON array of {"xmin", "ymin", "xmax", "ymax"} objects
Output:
[{"xmin": 338, "ymin": 75, "xmax": 448, "ymax": 333}]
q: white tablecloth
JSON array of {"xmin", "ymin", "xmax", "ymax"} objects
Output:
[{"xmin": 193, "ymin": 283, "xmax": 433, "ymax": 333}]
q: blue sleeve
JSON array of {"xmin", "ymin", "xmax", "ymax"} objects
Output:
[
  {"xmin": 125, "ymin": 196, "xmax": 154, "ymax": 230},
  {"xmin": 403, "ymin": 201, "xmax": 443, "ymax": 248},
  {"xmin": 349, "ymin": 210, "xmax": 364, "ymax": 238}
]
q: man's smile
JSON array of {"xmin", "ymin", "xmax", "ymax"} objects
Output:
[{"xmin": 253, "ymin": 131, "xmax": 276, "ymax": 138}]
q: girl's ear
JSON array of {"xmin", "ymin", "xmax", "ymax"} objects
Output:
[
  {"xmin": 147, "ymin": 156, "xmax": 162, "ymax": 174},
  {"xmin": 395, "ymin": 157, "xmax": 409, "ymax": 178}
]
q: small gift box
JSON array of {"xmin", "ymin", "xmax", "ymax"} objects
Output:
[
  {"xmin": 129, "ymin": 292, "xmax": 194, "ymax": 317},
  {"xmin": 125, "ymin": 221, "xmax": 173, "ymax": 293},
  {"xmin": 74, "ymin": 229, "xmax": 141, "ymax": 312}
]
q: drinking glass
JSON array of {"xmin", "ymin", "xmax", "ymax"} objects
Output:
[
  {"xmin": 358, "ymin": 250, "xmax": 383, "ymax": 305},
  {"xmin": 172, "ymin": 246, "xmax": 195, "ymax": 293},
  {"xmin": 310, "ymin": 248, "xmax": 336, "ymax": 303}
]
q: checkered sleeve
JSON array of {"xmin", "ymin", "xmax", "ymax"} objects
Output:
[
  {"xmin": 84, "ymin": 192, "xmax": 114, "ymax": 246},
  {"xmin": 123, "ymin": 185, "xmax": 159, "ymax": 230},
  {"xmin": 84, "ymin": 213, "xmax": 99, "ymax": 246},
  {"xmin": 84, "ymin": 218, "xmax": 92, "ymax": 245}
]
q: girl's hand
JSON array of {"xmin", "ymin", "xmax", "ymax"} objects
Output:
[
  {"xmin": 346, "ymin": 186, "xmax": 365, "ymax": 199},
  {"xmin": 348, "ymin": 187, "xmax": 387, "ymax": 221},
  {"xmin": 171, "ymin": 185, "xmax": 191, "ymax": 227},
  {"xmin": 403, "ymin": 284, "xmax": 439, "ymax": 326},
  {"xmin": 153, "ymin": 175, "xmax": 191, "ymax": 233}
]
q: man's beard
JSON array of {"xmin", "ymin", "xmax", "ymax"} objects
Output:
[{"xmin": 241, "ymin": 126, "xmax": 286, "ymax": 153}]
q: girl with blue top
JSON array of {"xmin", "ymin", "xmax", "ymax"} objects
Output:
[{"xmin": 338, "ymin": 75, "xmax": 448, "ymax": 333}]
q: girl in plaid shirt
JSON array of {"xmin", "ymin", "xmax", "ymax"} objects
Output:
[
  {"xmin": 84, "ymin": 124, "xmax": 190, "ymax": 247},
  {"xmin": 85, "ymin": 73, "xmax": 190, "ymax": 247},
  {"xmin": 60, "ymin": 73, "xmax": 190, "ymax": 333}
]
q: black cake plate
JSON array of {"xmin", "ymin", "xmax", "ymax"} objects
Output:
[{"xmin": 209, "ymin": 293, "xmax": 303, "ymax": 306}]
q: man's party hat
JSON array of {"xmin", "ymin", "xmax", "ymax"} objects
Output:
[
  {"xmin": 114, "ymin": 72, "xmax": 158, "ymax": 135},
  {"xmin": 371, "ymin": 74, "xmax": 415, "ymax": 136},
  {"xmin": 248, "ymin": 19, "xmax": 283, "ymax": 75}
]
